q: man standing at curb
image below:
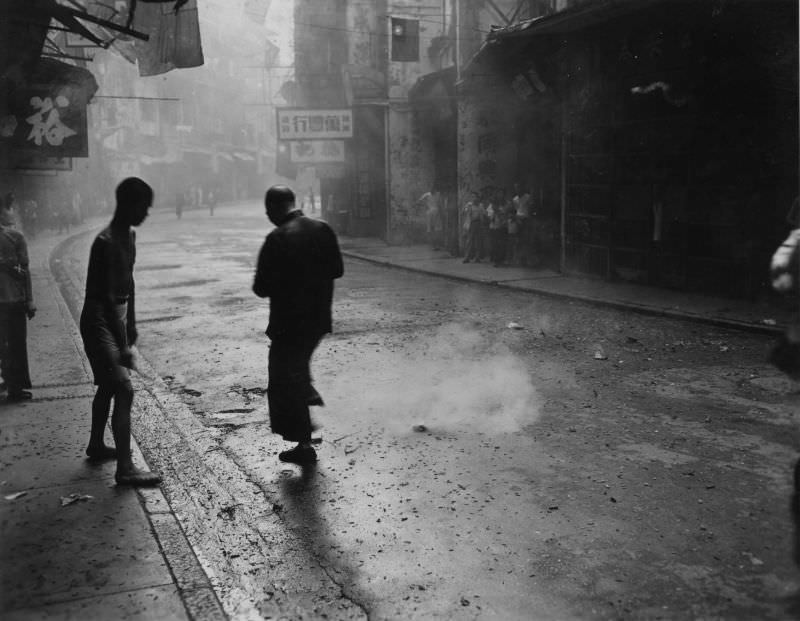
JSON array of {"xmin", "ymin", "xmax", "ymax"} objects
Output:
[
  {"xmin": 0, "ymin": 198, "xmax": 36, "ymax": 401},
  {"xmin": 80, "ymin": 177, "xmax": 161, "ymax": 486},
  {"xmin": 253, "ymin": 185, "xmax": 344, "ymax": 465}
]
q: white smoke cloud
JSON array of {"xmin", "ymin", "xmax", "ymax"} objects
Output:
[{"xmin": 341, "ymin": 322, "xmax": 542, "ymax": 435}]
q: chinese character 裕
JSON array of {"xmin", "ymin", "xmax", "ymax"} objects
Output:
[
  {"xmin": 26, "ymin": 95, "xmax": 76, "ymax": 147},
  {"xmin": 341, "ymin": 114, "xmax": 351, "ymax": 133}
]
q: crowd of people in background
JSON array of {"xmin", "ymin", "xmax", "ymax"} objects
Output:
[
  {"xmin": 420, "ymin": 184, "xmax": 551, "ymax": 269},
  {"xmin": 2, "ymin": 190, "xmax": 90, "ymax": 239}
]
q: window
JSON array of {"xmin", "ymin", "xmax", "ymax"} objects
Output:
[{"xmin": 391, "ymin": 17, "xmax": 419, "ymax": 62}]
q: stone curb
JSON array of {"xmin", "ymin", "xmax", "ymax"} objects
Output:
[{"xmin": 340, "ymin": 250, "xmax": 785, "ymax": 337}]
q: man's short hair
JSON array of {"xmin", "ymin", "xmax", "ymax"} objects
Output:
[
  {"xmin": 116, "ymin": 177, "xmax": 153, "ymax": 211},
  {"xmin": 265, "ymin": 185, "xmax": 295, "ymax": 212}
]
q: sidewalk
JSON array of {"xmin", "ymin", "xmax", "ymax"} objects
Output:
[
  {"xmin": 0, "ymin": 229, "xmax": 226, "ymax": 620},
  {"xmin": 338, "ymin": 237, "xmax": 793, "ymax": 335}
]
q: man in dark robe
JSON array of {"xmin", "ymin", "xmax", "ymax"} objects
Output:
[{"xmin": 253, "ymin": 185, "xmax": 344, "ymax": 465}]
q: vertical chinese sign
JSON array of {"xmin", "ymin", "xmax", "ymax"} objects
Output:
[{"xmin": 1, "ymin": 66, "xmax": 96, "ymax": 169}]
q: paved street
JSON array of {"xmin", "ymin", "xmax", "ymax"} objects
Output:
[{"xmin": 54, "ymin": 203, "xmax": 800, "ymax": 620}]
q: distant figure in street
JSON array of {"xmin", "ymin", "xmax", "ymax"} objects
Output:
[
  {"xmin": 420, "ymin": 189, "xmax": 443, "ymax": 251},
  {"xmin": 20, "ymin": 198, "xmax": 39, "ymax": 239},
  {"xmin": 175, "ymin": 191, "xmax": 185, "ymax": 219},
  {"xmin": 0, "ymin": 204, "xmax": 36, "ymax": 400},
  {"xmin": 462, "ymin": 192, "xmax": 484, "ymax": 263},
  {"xmin": 253, "ymin": 185, "xmax": 344, "ymax": 465},
  {"xmin": 208, "ymin": 188, "xmax": 216, "ymax": 216},
  {"xmin": 512, "ymin": 184, "xmax": 532, "ymax": 266},
  {"xmin": 80, "ymin": 178, "xmax": 161, "ymax": 486}
]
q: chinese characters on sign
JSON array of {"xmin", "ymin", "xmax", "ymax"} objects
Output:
[
  {"xmin": 289, "ymin": 140, "xmax": 346, "ymax": 163},
  {"xmin": 1, "ymin": 87, "xmax": 88, "ymax": 158},
  {"xmin": 26, "ymin": 96, "xmax": 77, "ymax": 147},
  {"xmin": 277, "ymin": 108, "xmax": 353, "ymax": 140}
]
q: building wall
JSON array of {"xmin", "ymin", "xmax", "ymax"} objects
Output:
[
  {"xmin": 387, "ymin": 105, "xmax": 436, "ymax": 242},
  {"xmin": 458, "ymin": 0, "xmax": 798, "ymax": 297}
]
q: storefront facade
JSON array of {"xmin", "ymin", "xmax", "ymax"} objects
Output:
[{"xmin": 459, "ymin": 0, "xmax": 798, "ymax": 298}]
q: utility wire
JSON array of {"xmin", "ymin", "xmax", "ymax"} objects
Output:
[{"xmin": 292, "ymin": 15, "xmax": 492, "ymax": 38}]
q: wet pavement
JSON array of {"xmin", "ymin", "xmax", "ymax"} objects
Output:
[{"xmin": 7, "ymin": 202, "xmax": 800, "ymax": 620}]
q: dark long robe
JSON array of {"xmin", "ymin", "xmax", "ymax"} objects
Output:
[{"xmin": 253, "ymin": 211, "xmax": 343, "ymax": 441}]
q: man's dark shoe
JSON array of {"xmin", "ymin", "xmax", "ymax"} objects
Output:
[
  {"xmin": 7, "ymin": 390, "xmax": 32, "ymax": 401},
  {"xmin": 279, "ymin": 445, "xmax": 317, "ymax": 464}
]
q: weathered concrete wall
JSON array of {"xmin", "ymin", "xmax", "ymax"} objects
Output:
[
  {"xmin": 348, "ymin": 0, "xmax": 383, "ymax": 71},
  {"xmin": 457, "ymin": 82, "xmax": 519, "ymax": 205},
  {"xmin": 388, "ymin": 105, "xmax": 435, "ymax": 243}
]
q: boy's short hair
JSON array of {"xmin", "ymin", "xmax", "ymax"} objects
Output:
[{"xmin": 116, "ymin": 177, "xmax": 153, "ymax": 212}]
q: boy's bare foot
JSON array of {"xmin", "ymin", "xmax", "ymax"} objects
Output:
[
  {"xmin": 115, "ymin": 466, "xmax": 162, "ymax": 486},
  {"xmin": 86, "ymin": 445, "xmax": 118, "ymax": 462}
]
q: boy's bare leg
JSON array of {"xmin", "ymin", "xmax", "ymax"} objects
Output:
[
  {"xmin": 111, "ymin": 381, "xmax": 161, "ymax": 485},
  {"xmin": 86, "ymin": 384, "xmax": 117, "ymax": 460}
]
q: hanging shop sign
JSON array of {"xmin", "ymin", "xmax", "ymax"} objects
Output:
[
  {"xmin": 277, "ymin": 108, "xmax": 353, "ymax": 140},
  {"xmin": 1, "ymin": 86, "xmax": 90, "ymax": 158},
  {"xmin": 289, "ymin": 140, "xmax": 346, "ymax": 163}
]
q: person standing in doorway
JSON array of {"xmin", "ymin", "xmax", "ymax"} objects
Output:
[
  {"xmin": 80, "ymin": 177, "xmax": 161, "ymax": 486},
  {"xmin": 253, "ymin": 185, "xmax": 344, "ymax": 465},
  {"xmin": 420, "ymin": 189, "xmax": 443, "ymax": 251},
  {"xmin": 0, "ymin": 202, "xmax": 36, "ymax": 400},
  {"xmin": 462, "ymin": 192, "xmax": 484, "ymax": 263}
]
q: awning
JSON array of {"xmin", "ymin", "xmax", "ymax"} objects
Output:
[{"xmin": 460, "ymin": 0, "xmax": 675, "ymax": 83}]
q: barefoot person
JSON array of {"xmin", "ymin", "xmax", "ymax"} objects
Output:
[
  {"xmin": 80, "ymin": 177, "xmax": 161, "ymax": 486},
  {"xmin": 253, "ymin": 185, "xmax": 344, "ymax": 465}
]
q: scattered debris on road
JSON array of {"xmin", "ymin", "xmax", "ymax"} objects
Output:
[{"xmin": 60, "ymin": 493, "xmax": 93, "ymax": 507}]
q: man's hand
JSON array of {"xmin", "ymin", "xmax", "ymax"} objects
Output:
[
  {"xmin": 119, "ymin": 347, "xmax": 134, "ymax": 369},
  {"xmin": 25, "ymin": 302, "xmax": 36, "ymax": 319}
]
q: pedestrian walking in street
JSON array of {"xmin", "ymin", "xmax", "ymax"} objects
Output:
[
  {"xmin": 462, "ymin": 192, "xmax": 484, "ymax": 263},
  {"xmin": 513, "ymin": 185, "xmax": 532, "ymax": 266},
  {"xmin": 175, "ymin": 190, "xmax": 185, "ymax": 220},
  {"xmin": 208, "ymin": 188, "xmax": 216, "ymax": 216},
  {"xmin": 253, "ymin": 185, "xmax": 344, "ymax": 465},
  {"xmin": 768, "ymin": 196, "xmax": 800, "ymax": 564},
  {"xmin": 488, "ymin": 189, "xmax": 509, "ymax": 267},
  {"xmin": 0, "ymin": 203, "xmax": 36, "ymax": 401},
  {"xmin": 80, "ymin": 177, "xmax": 161, "ymax": 486}
]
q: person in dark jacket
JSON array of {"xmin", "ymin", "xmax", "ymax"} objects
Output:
[
  {"xmin": 0, "ymin": 202, "xmax": 36, "ymax": 400},
  {"xmin": 80, "ymin": 177, "xmax": 160, "ymax": 486},
  {"xmin": 253, "ymin": 185, "xmax": 344, "ymax": 465}
]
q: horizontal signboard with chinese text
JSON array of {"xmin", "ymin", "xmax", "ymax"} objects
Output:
[{"xmin": 277, "ymin": 108, "xmax": 353, "ymax": 140}]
